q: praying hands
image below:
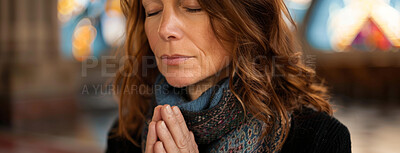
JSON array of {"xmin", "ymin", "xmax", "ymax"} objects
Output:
[{"xmin": 145, "ymin": 105, "xmax": 199, "ymax": 153}]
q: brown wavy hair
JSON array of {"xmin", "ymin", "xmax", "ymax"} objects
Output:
[{"xmin": 113, "ymin": 0, "xmax": 333, "ymax": 149}]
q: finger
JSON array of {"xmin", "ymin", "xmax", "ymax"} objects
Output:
[
  {"xmin": 161, "ymin": 105, "xmax": 191, "ymax": 150},
  {"xmin": 172, "ymin": 106, "xmax": 190, "ymax": 138},
  {"xmin": 154, "ymin": 141, "xmax": 167, "ymax": 153},
  {"xmin": 156, "ymin": 120, "xmax": 180, "ymax": 153},
  {"xmin": 145, "ymin": 121, "xmax": 157, "ymax": 153},
  {"xmin": 189, "ymin": 131, "xmax": 196, "ymax": 142},
  {"xmin": 190, "ymin": 131, "xmax": 198, "ymax": 149},
  {"xmin": 152, "ymin": 105, "xmax": 163, "ymax": 121}
]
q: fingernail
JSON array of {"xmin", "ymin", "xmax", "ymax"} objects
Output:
[
  {"xmin": 160, "ymin": 121, "xmax": 166, "ymax": 129},
  {"xmin": 165, "ymin": 105, "xmax": 172, "ymax": 114},
  {"xmin": 149, "ymin": 121, "xmax": 155, "ymax": 130},
  {"xmin": 172, "ymin": 106, "xmax": 180, "ymax": 115}
]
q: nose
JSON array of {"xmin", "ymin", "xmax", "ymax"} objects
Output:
[{"xmin": 158, "ymin": 8, "xmax": 183, "ymax": 41}]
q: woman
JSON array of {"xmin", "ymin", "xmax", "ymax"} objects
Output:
[{"xmin": 106, "ymin": 0, "xmax": 351, "ymax": 152}]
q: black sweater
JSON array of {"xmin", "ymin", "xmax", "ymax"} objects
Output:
[{"xmin": 105, "ymin": 107, "xmax": 351, "ymax": 153}]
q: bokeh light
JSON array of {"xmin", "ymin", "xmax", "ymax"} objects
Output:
[
  {"xmin": 72, "ymin": 18, "xmax": 97, "ymax": 61},
  {"xmin": 58, "ymin": 0, "xmax": 125, "ymax": 62},
  {"xmin": 57, "ymin": 0, "xmax": 89, "ymax": 23}
]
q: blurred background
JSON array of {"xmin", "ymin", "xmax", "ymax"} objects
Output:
[{"xmin": 0, "ymin": 0, "xmax": 399, "ymax": 153}]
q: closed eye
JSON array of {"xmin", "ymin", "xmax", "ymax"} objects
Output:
[
  {"xmin": 147, "ymin": 11, "xmax": 161, "ymax": 17},
  {"xmin": 146, "ymin": 8, "xmax": 202, "ymax": 17},
  {"xmin": 185, "ymin": 8, "xmax": 202, "ymax": 13}
]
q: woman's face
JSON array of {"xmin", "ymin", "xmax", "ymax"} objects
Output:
[{"xmin": 143, "ymin": 0, "xmax": 231, "ymax": 87}]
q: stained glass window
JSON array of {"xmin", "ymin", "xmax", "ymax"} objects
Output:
[{"xmin": 306, "ymin": 0, "xmax": 400, "ymax": 52}]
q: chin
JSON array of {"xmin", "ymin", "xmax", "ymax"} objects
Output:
[
  {"xmin": 164, "ymin": 76, "xmax": 197, "ymax": 88},
  {"xmin": 166, "ymin": 80, "xmax": 191, "ymax": 88},
  {"xmin": 161, "ymin": 71, "xmax": 201, "ymax": 88}
]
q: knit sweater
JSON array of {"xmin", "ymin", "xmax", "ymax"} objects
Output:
[{"xmin": 106, "ymin": 104, "xmax": 351, "ymax": 153}]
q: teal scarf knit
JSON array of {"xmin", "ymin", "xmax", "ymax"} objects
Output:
[{"xmin": 154, "ymin": 74, "xmax": 230, "ymax": 112}]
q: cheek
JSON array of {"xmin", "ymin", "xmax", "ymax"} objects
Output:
[
  {"xmin": 186, "ymin": 19, "xmax": 229, "ymax": 64},
  {"xmin": 145, "ymin": 21, "xmax": 159, "ymax": 53},
  {"xmin": 199, "ymin": 25, "xmax": 231, "ymax": 72},
  {"xmin": 203, "ymin": 47, "xmax": 231, "ymax": 75}
]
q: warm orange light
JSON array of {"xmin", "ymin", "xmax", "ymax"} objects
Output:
[
  {"xmin": 57, "ymin": 0, "xmax": 88, "ymax": 22},
  {"xmin": 105, "ymin": 0, "xmax": 123, "ymax": 17},
  {"xmin": 57, "ymin": 0, "xmax": 76, "ymax": 15},
  {"xmin": 72, "ymin": 19, "xmax": 97, "ymax": 62}
]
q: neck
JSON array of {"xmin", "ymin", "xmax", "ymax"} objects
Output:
[{"xmin": 187, "ymin": 67, "xmax": 230, "ymax": 101}]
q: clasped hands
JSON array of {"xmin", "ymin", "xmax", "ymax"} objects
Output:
[{"xmin": 145, "ymin": 104, "xmax": 199, "ymax": 153}]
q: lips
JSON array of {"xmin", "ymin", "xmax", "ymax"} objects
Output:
[{"xmin": 160, "ymin": 54, "xmax": 195, "ymax": 65}]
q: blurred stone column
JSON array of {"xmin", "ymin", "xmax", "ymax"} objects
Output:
[
  {"xmin": 0, "ymin": 0, "xmax": 80, "ymax": 129},
  {"xmin": 0, "ymin": 0, "xmax": 13, "ymax": 127}
]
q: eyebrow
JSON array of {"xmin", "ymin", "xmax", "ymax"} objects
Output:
[
  {"xmin": 142, "ymin": 0, "xmax": 153, "ymax": 8},
  {"xmin": 142, "ymin": 0, "xmax": 184, "ymax": 7}
]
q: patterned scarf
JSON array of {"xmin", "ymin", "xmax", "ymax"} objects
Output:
[{"xmin": 141, "ymin": 74, "xmax": 287, "ymax": 153}]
